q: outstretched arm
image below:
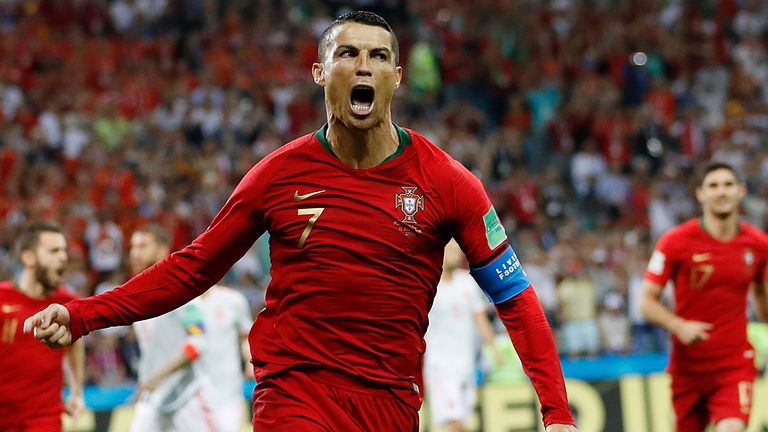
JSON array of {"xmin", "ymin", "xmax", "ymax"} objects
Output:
[{"xmin": 25, "ymin": 163, "xmax": 272, "ymax": 346}]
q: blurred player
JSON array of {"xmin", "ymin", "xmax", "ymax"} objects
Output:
[
  {"xmin": 127, "ymin": 225, "xmax": 213, "ymax": 432},
  {"xmin": 424, "ymin": 240, "xmax": 501, "ymax": 432},
  {"xmin": 641, "ymin": 161, "xmax": 768, "ymax": 432},
  {"xmin": 0, "ymin": 222, "xmax": 84, "ymax": 432},
  {"xmin": 199, "ymin": 284, "xmax": 253, "ymax": 432},
  {"xmin": 26, "ymin": 11, "xmax": 575, "ymax": 432}
]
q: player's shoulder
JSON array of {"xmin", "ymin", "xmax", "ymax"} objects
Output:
[
  {"xmin": 0, "ymin": 280, "xmax": 16, "ymax": 299},
  {"xmin": 739, "ymin": 221, "xmax": 768, "ymax": 245},
  {"xmin": 52, "ymin": 286, "xmax": 80, "ymax": 302},
  {"xmin": 406, "ymin": 128, "xmax": 460, "ymax": 167},
  {"xmin": 662, "ymin": 219, "xmax": 701, "ymax": 241}
]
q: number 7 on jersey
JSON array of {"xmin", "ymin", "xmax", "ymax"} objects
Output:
[{"xmin": 297, "ymin": 208, "xmax": 324, "ymax": 249}]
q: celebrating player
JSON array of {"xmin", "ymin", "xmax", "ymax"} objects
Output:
[
  {"xmin": 0, "ymin": 222, "xmax": 85, "ymax": 432},
  {"xmin": 641, "ymin": 161, "xmax": 768, "ymax": 432},
  {"xmin": 25, "ymin": 11, "xmax": 575, "ymax": 431}
]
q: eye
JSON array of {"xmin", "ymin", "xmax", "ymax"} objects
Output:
[{"xmin": 340, "ymin": 49, "xmax": 355, "ymax": 58}]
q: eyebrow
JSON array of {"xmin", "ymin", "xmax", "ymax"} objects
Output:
[{"xmin": 335, "ymin": 45, "xmax": 392, "ymax": 55}]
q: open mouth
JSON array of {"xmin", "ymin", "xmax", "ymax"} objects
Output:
[{"xmin": 350, "ymin": 85, "xmax": 375, "ymax": 116}]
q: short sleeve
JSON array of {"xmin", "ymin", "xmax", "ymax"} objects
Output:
[{"xmin": 644, "ymin": 232, "xmax": 676, "ymax": 286}]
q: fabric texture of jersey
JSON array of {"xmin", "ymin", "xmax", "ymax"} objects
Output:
[
  {"xmin": 0, "ymin": 281, "xmax": 78, "ymax": 429},
  {"xmin": 133, "ymin": 298, "xmax": 208, "ymax": 413},
  {"xmin": 63, "ymin": 125, "xmax": 572, "ymax": 425},
  {"xmin": 645, "ymin": 219, "xmax": 768, "ymax": 374}
]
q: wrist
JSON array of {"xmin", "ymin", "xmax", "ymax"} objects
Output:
[{"xmin": 668, "ymin": 316, "xmax": 684, "ymax": 334}]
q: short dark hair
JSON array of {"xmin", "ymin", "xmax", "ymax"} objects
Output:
[
  {"xmin": 16, "ymin": 221, "xmax": 64, "ymax": 256},
  {"xmin": 699, "ymin": 161, "xmax": 741, "ymax": 185},
  {"xmin": 318, "ymin": 10, "xmax": 399, "ymax": 65},
  {"xmin": 135, "ymin": 224, "xmax": 171, "ymax": 247}
]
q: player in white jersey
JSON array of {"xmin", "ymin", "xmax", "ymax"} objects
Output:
[
  {"xmin": 199, "ymin": 284, "xmax": 253, "ymax": 432},
  {"xmin": 424, "ymin": 240, "xmax": 500, "ymax": 432},
  {"xmin": 128, "ymin": 225, "xmax": 216, "ymax": 432}
]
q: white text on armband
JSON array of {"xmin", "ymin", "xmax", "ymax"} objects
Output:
[{"xmin": 470, "ymin": 247, "xmax": 531, "ymax": 304}]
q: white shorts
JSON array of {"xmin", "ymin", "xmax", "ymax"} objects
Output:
[
  {"xmin": 130, "ymin": 390, "xmax": 218, "ymax": 432},
  {"xmin": 424, "ymin": 362, "xmax": 477, "ymax": 427}
]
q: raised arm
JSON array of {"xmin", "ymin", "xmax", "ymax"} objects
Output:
[{"xmin": 25, "ymin": 162, "xmax": 271, "ymax": 345}]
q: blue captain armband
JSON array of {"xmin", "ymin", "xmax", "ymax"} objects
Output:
[{"xmin": 470, "ymin": 247, "xmax": 531, "ymax": 304}]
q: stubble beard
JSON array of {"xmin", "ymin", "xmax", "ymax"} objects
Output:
[{"xmin": 35, "ymin": 265, "xmax": 58, "ymax": 294}]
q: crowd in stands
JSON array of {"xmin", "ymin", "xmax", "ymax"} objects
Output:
[{"xmin": 1, "ymin": 0, "xmax": 768, "ymax": 386}]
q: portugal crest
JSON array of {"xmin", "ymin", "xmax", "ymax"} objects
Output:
[{"xmin": 395, "ymin": 186, "xmax": 424, "ymax": 224}]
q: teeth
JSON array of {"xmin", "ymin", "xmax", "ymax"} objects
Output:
[{"xmin": 352, "ymin": 103, "xmax": 373, "ymax": 115}]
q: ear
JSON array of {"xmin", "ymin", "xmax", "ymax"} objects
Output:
[
  {"xmin": 312, "ymin": 63, "xmax": 325, "ymax": 86},
  {"xmin": 395, "ymin": 65, "xmax": 403, "ymax": 88},
  {"xmin": 20, "ymin": 249, "xmax": 36, "ymax": 268}
]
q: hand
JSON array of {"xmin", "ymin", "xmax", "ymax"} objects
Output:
[
  {"xmin": 137, "ymin": 376, "xmax": 161, "ymax": 398},
  {"xmin": 64, "ymin": 392, "xmax": 85, "ymax": 419},
  {"xmin": 672, "ymin": 319, "xmax": 713, "ymax": 345},
  {"xmin": 23, "ymin": 304, "xmax": 73, "ymax": 348},
  {"xmin": 546, "ymin": 424, "xmax": 577, "ymax": 432}
]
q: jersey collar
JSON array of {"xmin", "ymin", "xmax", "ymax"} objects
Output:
[{"xmin": 314, "ymin": 123, "xmax": 411, "ymax": 164}]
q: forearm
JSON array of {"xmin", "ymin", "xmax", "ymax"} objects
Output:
[
  {"xmin": 753, "ymin": 283, "xmax": 768, "ymax": 322},
  {"xmin": 639, "ymin": 293, "xmax": 681, "ymax": 332},
  {"xmin": 67, "ymin": 207, "xmax": 263, "ymax": 339},
  {"xmin": 64, "ymin": 340, "xmax": 85, "ymax": 395},
  {"xmin": 496, "ymin": 287, "xmax": 574, "ymax": 426},
  {"xmin": 145, "ymin": 344, "xmax": 198, "ymax": 386},
  {"xmin": 474, "ymin": 311, "xmax": 497, "ymax": 345}
]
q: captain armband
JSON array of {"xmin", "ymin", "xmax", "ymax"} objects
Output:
[{"xmin": 470, "ymin": 246, "xmax": 531, "ymax": 304}]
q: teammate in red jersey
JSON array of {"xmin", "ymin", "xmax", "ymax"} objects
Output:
[
  {"xmin": 641, "ymin": 161, "xmax": 768, "ymax": 432},
  {"xmin": 0, "ymin": 222, "xmax": 85, "ymax": 432},
  {"xmin": 24, "ymin": 11, "xmax": 575, "ymax": 432}
]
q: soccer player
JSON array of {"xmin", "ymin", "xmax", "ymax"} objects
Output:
[
  {"xmin": 25, "ymin": 11, "xmax": 576, "ymax": 431},
  {"xmin": 126, "ymin": 225, "xmax": 215, "ymax": 432},
  {"xmin": 0, "ymin": 222, "xmax": 84, "ymax": 432},
  {"xmin": 640, "ymin": 161, "xmax": 768, "ymax": 432},
  {"xmin": 198, "ymin": 284, "xmax": 253, "ymax": 432},
  {"xmin": 424, "ymin": 240, "xmax": 502, "ymax": 432}
]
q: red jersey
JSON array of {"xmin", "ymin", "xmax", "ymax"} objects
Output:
[
  {"xmin": 65, "ymin": 125, "xmax": 571, "ymax": 423},
  {"xmin": 0, "ymin": 282, "xmax": 78, "ymax": 424},
  {"xmin": 645, "ymin": 219, "xmax": 768, "ymax": 374}
]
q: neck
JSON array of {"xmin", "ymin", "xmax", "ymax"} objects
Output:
[
  {"xmin": 17, "ymin": 269, "xmax": 47, "ymax": 299},
  {"xmin": 702, "ymin": 212, "xmax": 739, "ymax": 240},
  {"xmin": 326, "ymin": 117, "xmax": 398, "ymax": 169}
]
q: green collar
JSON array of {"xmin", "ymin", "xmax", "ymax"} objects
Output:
[{"xmin": 314, "ymin": 123, "xmax": 411, "ymax": 164}]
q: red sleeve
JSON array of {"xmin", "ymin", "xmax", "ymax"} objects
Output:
[
  {"xmin": 496, "ymin": 287, "xmax": 575, "ymax": 427},
  {"xmin": 644, "ymin": 231, "xmax": 677, "ymax": 286},
  {"xmin": 66, "ymin": 163, "xmax": 270, "ymax": 340},
  {"xmin": 446, "ymin": 159, "xmax": 507, "ymax": 265}
]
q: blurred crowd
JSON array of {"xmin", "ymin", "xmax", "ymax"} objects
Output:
[{"xmin": 1, "ymin": 0, "xmax": 767, "ymax": 385}]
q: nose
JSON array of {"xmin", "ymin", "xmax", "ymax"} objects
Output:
[{"xmin": 355, "ymin": 52, "xmax": 372, "ymax": 77}]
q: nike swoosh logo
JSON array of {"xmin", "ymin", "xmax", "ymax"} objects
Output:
[
  {"xmin": 692, "ymin": 253, "xmax": 711, "ymax": 263},
  {"xmin": 293, "ymin": 190, "xmax": 326, "ymax": 201},
  {"xmin": 1, "ymin": 304, "xmax": 21, "ymax": 313}
]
